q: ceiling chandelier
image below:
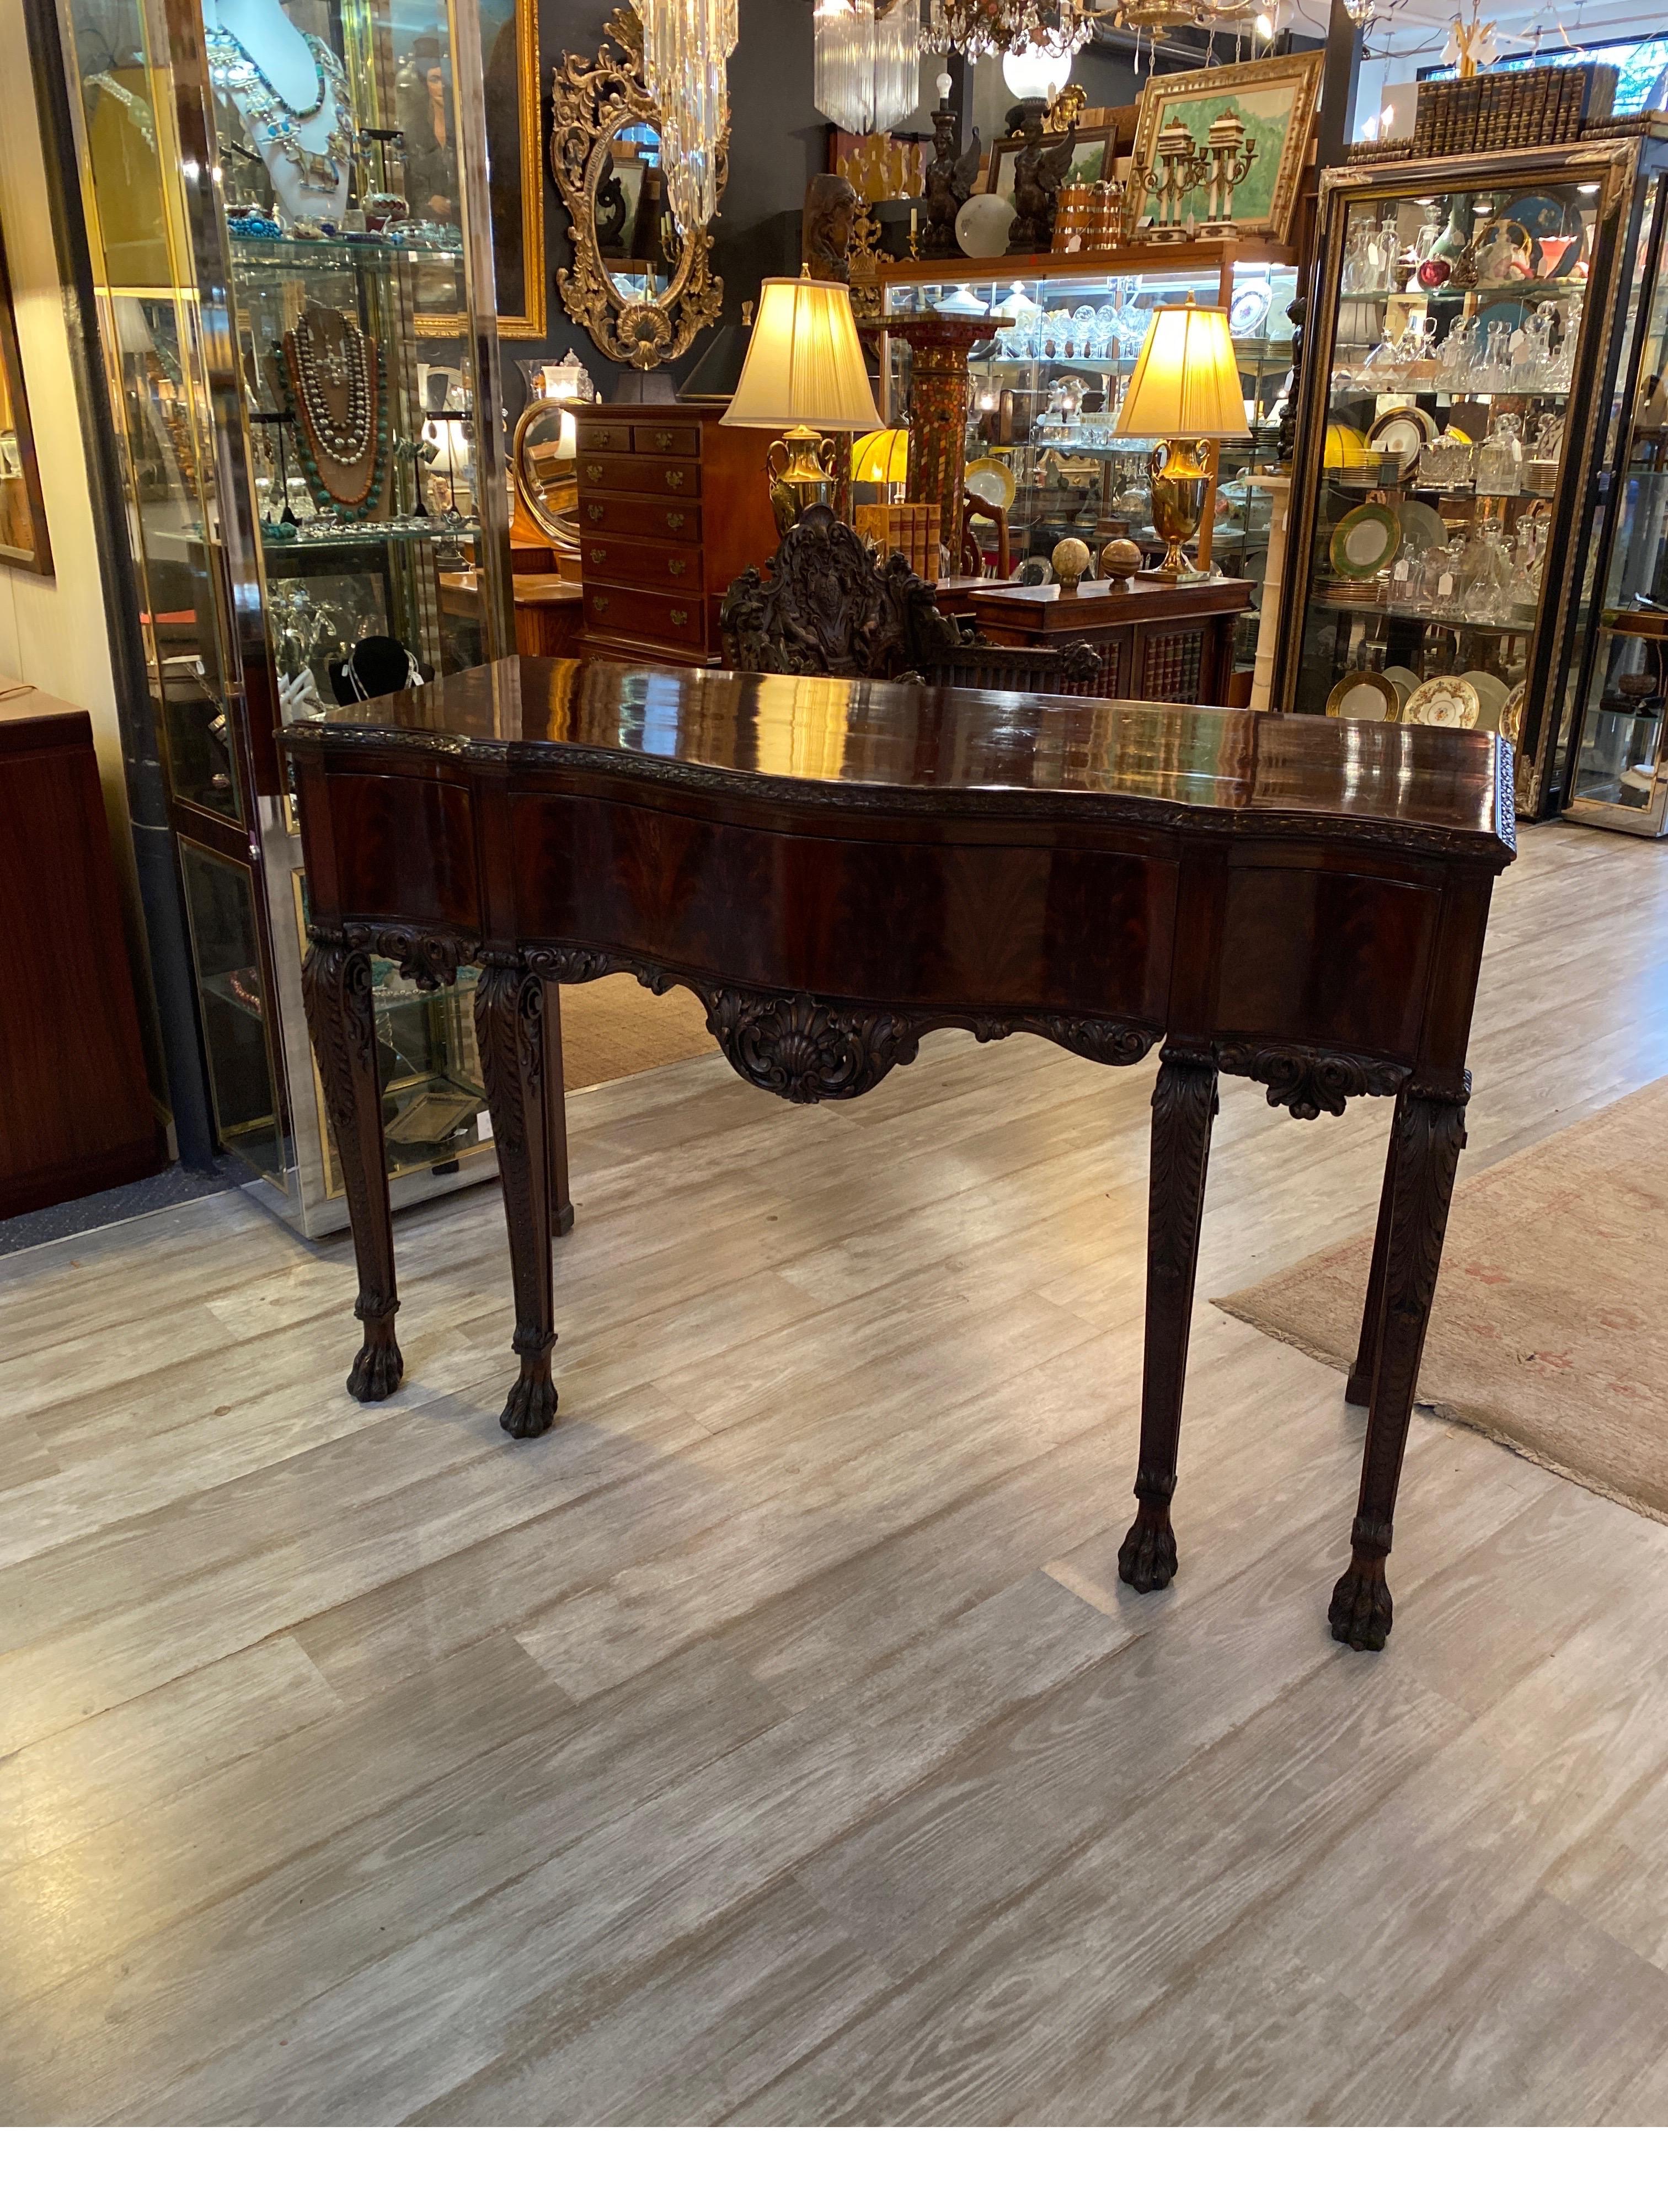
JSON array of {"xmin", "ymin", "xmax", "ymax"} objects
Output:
[
  {"xmin": 812, "ymin": 0, "xmax": 924, "ymax": 136},
  {"xmin": 1107, "ymin": 0, "xmax": 1260, "ymax": 35},
  {"xmin": 922, "ymin": 0, "xmax": 1094, "ymax": 61},
  {"xmin": 637, "ymin": 0, "xmax": 738, "ymax": 232}
]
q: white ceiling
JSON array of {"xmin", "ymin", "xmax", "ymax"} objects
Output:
[{"xmin": 1365, "ymin": 0, "xmax": 1666, "ymax": 68}]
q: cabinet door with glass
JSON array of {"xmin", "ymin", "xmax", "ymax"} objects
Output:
[
  {"xmin": 1275, "ymin": 141, "xmax": 1660, "ymax": 817},
  {"xmin": 1566, "ymin": 170, "xmax": 1668, "ymax": 835},
  {"xmin": 62, "ymin": 0, "xmax": 513, "ymax": 1233}
]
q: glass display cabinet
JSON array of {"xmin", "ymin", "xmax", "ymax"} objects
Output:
[
  {"xmin": 1274, "ymin": 135, "xmax": 1668, "ymax": 818},
  {"xmin": 878, "ymin": 249, "xmax": 1297, "ymax": 690},
  {"xmin": 60, "ymin": 0, "xmax": 514, "ymax": 1234},
  {"xmin": 1565, "ymin": 154, "xmax": 1668, "ymax": 836}
]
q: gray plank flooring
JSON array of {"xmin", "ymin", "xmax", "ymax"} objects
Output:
[{"xmin": 3, "ymin": 821, "xmax": 1668, "ymax": 2123}]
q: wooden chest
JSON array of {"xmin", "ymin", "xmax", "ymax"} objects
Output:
[{"xmin": 575, "ymin": 402, "xmax": 780, "ymax": 667}]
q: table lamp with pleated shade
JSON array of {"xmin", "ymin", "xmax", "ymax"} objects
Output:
[
  {"xmin": 1115, "ymin": 297, "xmax": 1247, "ymax": 579},
  {"xmin": 723, "ymin": 269, "xmax": 884, "ymax": 535}
]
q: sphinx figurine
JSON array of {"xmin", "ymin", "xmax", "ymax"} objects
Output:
[
  {"xmin": 920, "ymin": 93, "xmax": 981, "ymax": 259},
  {"xmin": 1005, "ymin": 100, "xmax": 1076, "ymax": 255}
]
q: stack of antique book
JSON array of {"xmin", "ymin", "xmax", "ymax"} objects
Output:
[
  {"xmin": 1412, "ymin": 62, "xmax": 1617, "ymax": 156},
  {"xmin": 853, "ymin": 501, "xmax": 941, "ymax": 581}
]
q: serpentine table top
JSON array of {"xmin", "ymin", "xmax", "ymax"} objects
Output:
[{"xmin": 283, "ymin": 657, "xmax": 1515, "ymax": 1652}]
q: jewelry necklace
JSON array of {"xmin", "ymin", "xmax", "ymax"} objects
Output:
[
  {"xmin": 206, "ymin": 23, "xmax": 354, "ymax": 194},
  {"xmin": 275, "ymin": 308, "xmax": 388, "ymax": 519}
]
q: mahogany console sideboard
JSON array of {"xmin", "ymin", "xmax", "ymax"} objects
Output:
[{"xmin": 282, "ymin": 658, "xmax": 1515, "ymax": 1651}]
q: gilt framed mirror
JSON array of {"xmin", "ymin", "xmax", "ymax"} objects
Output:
[
  {"xmin": 548, "ymin": 7, "xmax": 723, "ymax": 372},
  {"xmin": 512, "ymin": 398, "xmax": 580, "ymax": 548}
]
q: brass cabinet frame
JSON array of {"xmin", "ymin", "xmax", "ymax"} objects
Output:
[
  {"xmin": 548, "ymin": 6, "xmax": 724, "ymax": 372},
  {"xmin": 1274, "ymin": 138, "xmax": 1659, "ymax": 819}
]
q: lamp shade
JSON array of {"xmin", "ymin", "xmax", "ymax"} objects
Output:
[
  {"xmin": 851, "ymin": 426, "xmax": 908, "ymax": 484},
  {"xmin": 721, "ymin": 274, "xmax": 884, "ymax": 433},
  {"xmin": 1115, "ymin": 302, "xmax": 1246, "ymax": 440}
]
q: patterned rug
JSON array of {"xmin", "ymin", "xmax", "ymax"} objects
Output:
[
  {"xmin": 559, "ymin": 971, "xmax": 716, "ymax": 1093},
  {"xmin": 1217, "ymin": 1077, "xmax": 1668, "ymax": 1524}
]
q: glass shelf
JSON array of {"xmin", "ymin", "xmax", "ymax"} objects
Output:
[
  {"xmin": 255, "ymin": 516, "xmax": 481, "ymax": 550},
  {"xmin": 228, "ymin": 233, "xmax": 463, "ymax": 273}
]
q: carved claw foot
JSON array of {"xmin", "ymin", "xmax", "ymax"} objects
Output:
[
  {"xmin": 500, "ymin": 1360, "xmax": 557, "ymax": 1439},
  {"xmin": 346, "ymin": 1334, "xmax": 404, "ymax": 1403},
  {"xmin": 1118, "ymin": 1505, "xmax": 1178, "ymax": 1594},
  {"xmin": 1329, "ymin": 1555, "xmax": 1393, "ymax": 1650}
]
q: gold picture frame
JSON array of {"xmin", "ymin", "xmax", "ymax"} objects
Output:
[
  {"xmin": 0, "ymin": 222, "xmax": 51, "ymax": 573},
  {"xmin": 417, "ymin": 0, "xmax": 544, "ymax": 340},
  {"xmin": 1125, "ymin": 53, "xmax": 1322, "ymax": 246}
]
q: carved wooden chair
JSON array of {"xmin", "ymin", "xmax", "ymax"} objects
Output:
[{"xmin": 720, "ymin": 505, "xmax": 1108, "ymax": 697}]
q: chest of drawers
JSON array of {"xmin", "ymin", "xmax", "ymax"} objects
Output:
[{"xmin": 575, "ymin": 401, "xmax": 779, "ymax": 666}]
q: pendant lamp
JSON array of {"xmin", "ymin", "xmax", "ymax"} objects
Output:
[{"xmin": 813, "ymin": 0, "xmax": 924, "ymax": 137}]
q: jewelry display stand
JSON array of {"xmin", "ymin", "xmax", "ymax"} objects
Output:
[{"xmin": 60, "ymin": 0, "xmax": 515, "ymax": 1237}]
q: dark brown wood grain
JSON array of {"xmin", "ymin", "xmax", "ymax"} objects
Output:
[
  {"xmin": 283, "ymin": 656, "xmax": 1515, "ymax": 1648},
  {"xmin": 0, "ymin": 692, "xmax": 161, "ymax": 1216}
]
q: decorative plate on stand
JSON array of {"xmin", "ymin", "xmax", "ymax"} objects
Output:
[
  {"xmin": 1368, "ymin": 407, "xmax": 1426, "ymax": 480},
  {"xmin": 1500, "ymin": 680, "xmax": 1527, "ymax": 744},
  {"xmin": 1330, "ymin": 501, "xmax": 1403, "ymax": 579},
  {"xmin": 965, "ymin": 458, "xmax": 1017, "ymax": 511},
  {"xmin": 1326, "ymin": 669, "xmax": 1402, "ymax": 719},
  {"xmin": 1403, "ymin": 674, "xmax": 1481, "ymax": 729}
]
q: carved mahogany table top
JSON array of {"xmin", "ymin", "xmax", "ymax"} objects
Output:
[{"xmin": 283, "ymin": 656, "xmax": 1515, "ymax": 1651}]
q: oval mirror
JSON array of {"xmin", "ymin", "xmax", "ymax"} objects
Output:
[
  {"xmin": 594, "ymin": 125, "xmax": 679, "ymax": 301},
  {"xmin": 513, "ymin": 399, "xmax": 580, "ymax": 548}
]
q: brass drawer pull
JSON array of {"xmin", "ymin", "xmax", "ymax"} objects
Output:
[
  {"xmin": 654, "ymin": 430, "xmax": 673, "ymax": 450},
  {"xmin": 585, "ymin": 463, "xmax": 604, "ymax": 483},
  {"xmin": 590, "ymin": 547, "xmax": 607, "ymax": 565},
  {"xmin": 666, "ymin": 510, "xmax": 686, "ymax": 530},
  {"xmin": 586, "ymin": 502, "xmax": 605, "ymax": 521},
  {"xmin": 667, "ymin": 557, "xmax": 687, "ymax": 577},
  {"xmin": 670, "ymin": 608, "xmax": 688, "ymax": 627},
  {"xmin": 591, "ymin": 594, "xmax": 610, "ymax": 614},
  {"xmin": 665, "ymin": 469, "xmax": 685, "ymax": 490}
]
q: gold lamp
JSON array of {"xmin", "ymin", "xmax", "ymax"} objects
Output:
[
  {"xmin": 1114, "ymin": 296, "xmax": 1247, "ymax": 581},
  {"xmin": 722, "ymin": 268, "xmax": 883, "ymax": 536}
]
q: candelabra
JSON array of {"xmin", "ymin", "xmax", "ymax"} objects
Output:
[
  {"xmin": 1136, "ymin": 117, "xmax": 1207, "ymax": 243},
  {"xmin": 1196, "ymin": 113, "xmax": 1256, "ymax": 242}
]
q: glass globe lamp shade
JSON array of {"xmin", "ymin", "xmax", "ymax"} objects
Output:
[{"xmin": 1002, "ymin": 40, "xmax": 1070, "ymax": 103}]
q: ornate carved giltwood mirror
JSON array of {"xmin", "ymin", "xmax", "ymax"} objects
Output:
[{"xmin": 549, "ymin": 8, "xmax": 724, "ymax": 372}]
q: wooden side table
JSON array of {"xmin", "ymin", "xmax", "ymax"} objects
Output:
[{"xmin": 935, "ymin": 574, "xmax": 1253, "ymax": 706}]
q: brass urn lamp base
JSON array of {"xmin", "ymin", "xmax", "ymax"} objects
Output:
[
  {"xmin": 767, "ymin": 425, "xmax": 837, "ymax": 538},
  {"xmin": 1148, "ymin": 438, "xmax": 1213, "ymax": 581}
]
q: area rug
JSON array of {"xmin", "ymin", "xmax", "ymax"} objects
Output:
[
  {"xmin": 1216, "ymin": 1076, "xmax": 1668, "ymax": 1525},
  {"xmin": 558, "ymin": 971, "xmax": 717, "ymax": 1093}
]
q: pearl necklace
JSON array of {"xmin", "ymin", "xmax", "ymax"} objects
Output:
[
  {"xmin": 206, "ymin": 23, "xmax": 355, "ymax": 194},
  {"xmin": 292, "ymin": 313, "xmax": 370, "ymax": 464}
]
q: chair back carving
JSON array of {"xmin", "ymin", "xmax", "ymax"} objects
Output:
[
  {"xmin": 719, "ymin": 503, "xmax": 960, "ymax": 678},
  {"xmin": 720, "ymin": 503, "xmax": 1108, "ymax": 698}
]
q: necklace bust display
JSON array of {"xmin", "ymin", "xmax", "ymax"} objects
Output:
[{"xmin": 205, "ymin": 0, "xmax": 354, "ymax": 231}]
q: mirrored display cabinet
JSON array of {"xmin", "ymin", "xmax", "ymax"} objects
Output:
[
  {"xmin": 62, "ymin": 0, "xmax": 514, "ymax": 1233},
  {"xmin": 1274, "ymin": 135, "xmax": 1668, "ymax": 818},
  {"xmin": 879, "ymin": 248, "xmax": 1297, "ymax": 691},
  {"xmin": 1565, "ymin": 149, "xmax": 1668, "ymax": 836}
]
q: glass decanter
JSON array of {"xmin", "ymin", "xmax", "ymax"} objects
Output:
[
  {"xmin": 1553, "ymin": 298, "xmax": 1583, "ymax": 391},
  {"xmin": 1437, "ymin": 313, "xmax": 1479, "ymax": 387},
  {"xmin": 1481, "ymin": 322, "xmax": 1514, "ymax": 392},
  {"xmin": 1519, "ymin": 302, "xmax": 1556, "ymax": 388},
  {"xmin": 1458, "ymin": 519, "xmax": 1514, "ymax": 621},
  {"xmin": 1473, "ymin": 413, "xmax": 1524, "ymax": 496},
  {"xmin": 1343, "ymin": 218, "xmax": 1376, "ymax": 293}
]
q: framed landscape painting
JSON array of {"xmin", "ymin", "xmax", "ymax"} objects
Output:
[{"xmin": 1125, "ymin": 54, "xmax": 1323, "ymax": 244}]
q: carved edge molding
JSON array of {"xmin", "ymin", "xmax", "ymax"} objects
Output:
[
  {"xmin": 284, "ymin": 731, "xmax": 1518, "ymax": 868},
  {"xmin": 1216, "ymin": 1042, "xmax": 1411, "ymax": 1121}
]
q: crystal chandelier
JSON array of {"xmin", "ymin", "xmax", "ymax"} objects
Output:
[
  {"xmin": 923, "ymin": 0, "xmax": 1093, "ymax": 61},
  {"xmin": 637, "ymin": 0, "xmax": 738, "ymax": 233},
  {"xmin": 1110, "ymin": 0, "xmax": 1258, "ymax": 31},
  {"xmin": 813, "ymin": 0, "xmax": 924, "ymax": 136}
]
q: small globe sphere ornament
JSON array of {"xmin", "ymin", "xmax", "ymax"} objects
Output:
[
  {"xmin": 1051, "ymin": 536, "xmax": 1092, "ymax": 593},
  {"xmin": 1098, "ymin": 536, "xmax": 1143, "ymax": 587}
]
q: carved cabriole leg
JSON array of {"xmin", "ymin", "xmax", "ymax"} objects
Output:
[
  {"xmin": 542, "ymin": 979, "xmax": 575, "ymax": 1237},
  {"xmin": 1346, "ymin": 1116, "xmax": 1400, "ymax": 1408},
  {"xmin": 300, "ymin": 932, "xmax": 403, "ymax": 1403},
  {"xmin": 1119, "ymin": 1044, "xmax": 1219, "ymax": 1594},
  {"xmin": 475, "ymin": 961, "xmax": 558, "ymax": 1439},
  {"xmin": 1329, "ymin": 1078, "xmax": 1470, "ymax": 1652}
]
